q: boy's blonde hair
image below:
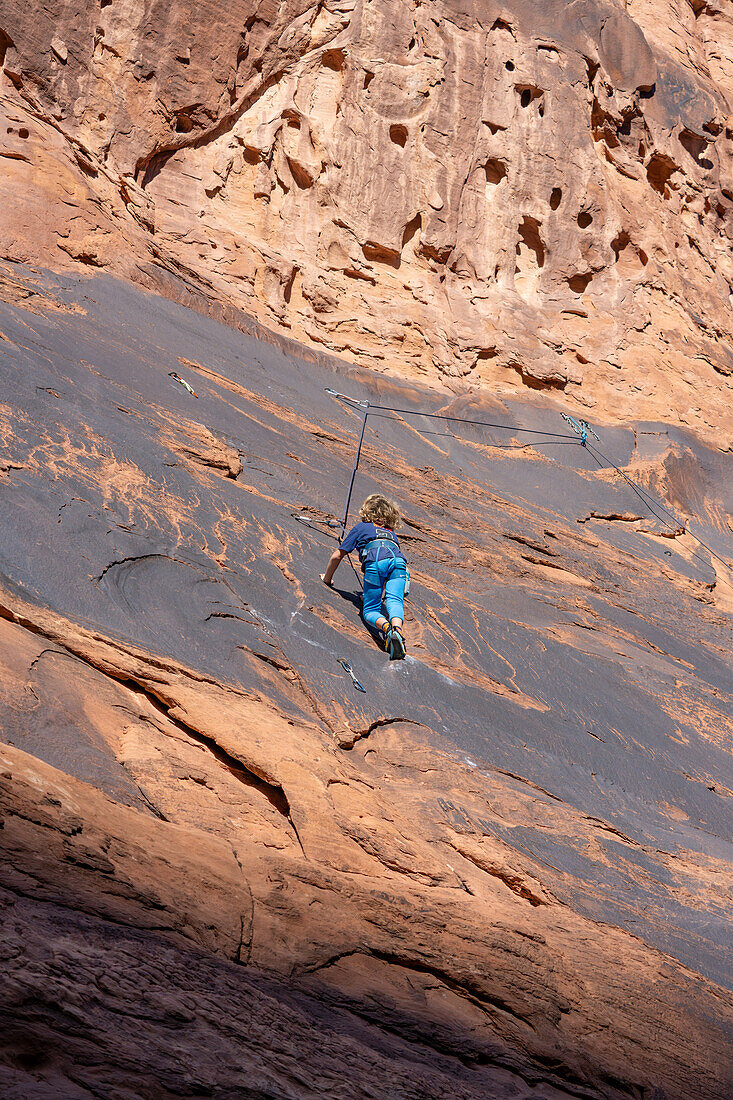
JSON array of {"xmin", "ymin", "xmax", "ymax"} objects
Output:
[{"xmin": 360, "ymin": 493, "xmax": 402, "ymax": 530}]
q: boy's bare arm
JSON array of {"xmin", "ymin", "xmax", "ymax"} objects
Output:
[{"xmin": 321, "ymin": 548, "xmax": 346, "ymax": 585}]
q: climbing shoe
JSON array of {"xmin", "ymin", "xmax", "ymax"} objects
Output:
[{"xmin": 387, "ymin": 626, "xmax": 406, "ymax": 661}]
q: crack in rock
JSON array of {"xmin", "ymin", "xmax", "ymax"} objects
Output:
[
  {"xmin": 338, "ymin": 716, "xmax": 428, "ymax": 750},
  {"xmin": 0, "ymin": 598, "xmax": 307, "ymax": 858}
]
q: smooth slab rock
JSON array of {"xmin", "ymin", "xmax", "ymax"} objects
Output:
[
  {"xmin": 0, "ymin": 266, "xmax": 731, "ymax": 1097},
  {"xmin": 599, "ymin": 12, "xmax": 657, "ymax": 92}
]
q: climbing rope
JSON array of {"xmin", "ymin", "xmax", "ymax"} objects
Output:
[
  {"xmin": 366, "ymin": 410, "xmax": 581, "ymax": 450},
  {"xmin": 326, "ymin": 388, "xmax": 579, "ymax": 440},
  {"xmin": 323, "ymin": 386, "xmax": 730, "ymax": 573},
  {"xmin": 585, "ymin": 441, "xmax": 730, "ymax": 571}
]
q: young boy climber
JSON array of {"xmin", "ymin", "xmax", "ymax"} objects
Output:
[{"xmin": 321, "ymin": 493, "xmax": 408, "ymax": 660}]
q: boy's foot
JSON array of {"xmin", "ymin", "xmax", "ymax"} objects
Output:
[{"xmin": 387, "ymin": 626, "xmax": 406, "ymax": 660}]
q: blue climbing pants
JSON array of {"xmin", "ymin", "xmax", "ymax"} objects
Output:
[{"xmin": 362, "ymin": 557, "xmax": 406, "ymax": 630}]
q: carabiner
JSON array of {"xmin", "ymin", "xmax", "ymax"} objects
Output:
[{"xmin": 337, "ymin": 657, "xmax": 366, "ymax": 693}]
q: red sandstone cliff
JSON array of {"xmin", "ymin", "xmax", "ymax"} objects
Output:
[
  {"xmin": 1, "ymin": 0, "xmax": 733, "ymax": 439},
  {"xmin": 0, "ymin": 3, "xmax": 732, "ymax": 1097}
]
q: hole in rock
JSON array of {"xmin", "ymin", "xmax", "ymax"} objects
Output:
[
  {"xmin": 591, "ymin": 100, "xmax": 619, "ymax": 147},
  {"xmin": 611, "ymin": 230, "xmax": 630, "ymax": 260},
  {"xmin": 98, "ymin": 112, "xmax": 106, "ymax": 121},
  {"xmin": 484, "ymin": 158, "xmax": 507, "ymax": 185},
  {"xmin": 100, "ymin": 0, "xmax": 112, "ymax": 7},
  {"xmin": 389, "ymin": 124, "xmax": 407, "ymax": 147},
  {"xmin": 646, "ymin": 152, "xmax": 678, "ymax": 196},
  {"xmin": 517, "ymin": 85, "xmax": 543, "ymax": 109},
  {"xmin": 363, "ymin": 241, "xmax": 401, "ymax": 269},
  {"xmin": 516, "ymin": 216, "xmax": 545, "ymax": 268},
  {"xmin": 174, "ymin": 113, "xmax": 194, "ymax": 133},
  {"xmin": 577, "ymin": 211, "xmax": 592, "ymax": 228},
  {"xmin": 679, "ymin": 128, "xmax": 713, "ymax": 170},
  {"xmin": 408, "ymin": 36, "xmax": 416, "ymax": 50},
  {"xmin": 505, "ymin": 60, "xmax": 515, "ymax": 71},
  {"xmin": 322, "ymin": 48, "xmax": 345, "ymax": 71},
  {"xmin": 0, "ymin": 31, "xmax": 11, "ymax": 69},
  {"xmin": 538, "ymin": 103, "xmax": 544, "ymax": 117},
  {"xmin": 610, "ymin": 231, "xmax": 647, "ymax": 271},
  {"xmin": 568, "ymin": 272, "xmax": 593, "ymax": 293},
  {"xmin": 15, "ymin": 1045, "xmax": 50, "ymax": 1072},
  {"xmin": 421, "ymin": 242, "xmax": 452, "ymax": 264},
  {"xmin": 363, "ymin": 71, "xmax": 374, "ymax": 89},
  {"xmin": 476, "ymin": 347, "xmax": 498, "ymax": 363},
  {"xmin": 492, "ymin": 18, "xmax": 514, "ymax": 33},
  {"xmin": 18, "ymin": 126, "xmax": 29, "ymax": 138},
  {"xmin": 550, "ymin": 187, "xmax": 562, "ymax": 209},
  {"xmin": 243, "ymin": 146, "xmax": 260, "ymax": 165},
  {"xmin": 484, "ymin": 121, "xmax": 506, "ymax": 135},
  {"xmin": 538, "ymin": 44, "xmax": 558, "ymax": 55}
]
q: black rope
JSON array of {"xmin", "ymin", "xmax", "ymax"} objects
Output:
[
  {"xmin": 365, "ymin": 411, "xmax": 582, "ymax": 449},
  {"xmin": 326, "ymin": 388, "xmax": 730, "ymax": 573},
  {"xmin": 367, "ymin": 403, "xmax": 578, "ymax": 439},
  {"xmin": 586, "ymin": 442, "xmax": 729, "ymax": 571},
  {"xmin": 582, "ymin": 446, "xmax": 711, "ymax": 574},
  {"xmin": 329, "ymin": 392, "xmax": 578, "ymax": 440}
]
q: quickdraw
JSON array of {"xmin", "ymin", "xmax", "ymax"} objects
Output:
[
  {"xmin": 561, "ymin": 413, "xmax": 599, "ymax": 446},
  {"xmin": 169, "ymin": 371, "xmax": 198, "ymax": 398},
  {"xmin": 337, "ymin": 657, "xmax": 366, "ymax": 693}
]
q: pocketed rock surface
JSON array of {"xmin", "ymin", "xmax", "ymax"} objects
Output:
[
  {"xmin": 0, "ymin": 266, "xmax": 731, "ymax": 1097},
  {"xmin": 2, "ymin": 0, "xmax": 733, "ymax": 441}
]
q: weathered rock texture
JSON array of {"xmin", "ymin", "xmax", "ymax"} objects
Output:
[
  {"xmin": 1, "ymin": 0, "xmax": 733, "ymax": 441},
  {"xmin": 1, "ymin": 0, "xmax": 733, "ymax": 1092},
  {"xmin": 0, "ymin": 267, "xmax": 731, "ymax": 1096}
]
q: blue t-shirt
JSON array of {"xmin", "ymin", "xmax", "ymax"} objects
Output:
[{"xmin": 340, "ymin": 522, "xmax": 405, "ymax": 570}]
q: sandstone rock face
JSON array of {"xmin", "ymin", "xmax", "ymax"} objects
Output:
[
  {"xmin": 1, "ymin": 0, "xmax": 733, "ymax": 1093},
  {"xmin": 0, "ymin": 267, "xmax": 731, "ymax": 1096},
  {"xmin": 1, "ymin": 0, "xmax": 733, "ymax": 442}
]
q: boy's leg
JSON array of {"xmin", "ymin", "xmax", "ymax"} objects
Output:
[
  {"xmin": 384, "ymin": 564, "xmax": 407, "ymax": 630},
  {"xmin": 383, "ymin": 563, "xmax": 407, "ymax": 659},
  {"xmin": 362, "ymin": 564, "xmax": 389, "ymax": 634}
]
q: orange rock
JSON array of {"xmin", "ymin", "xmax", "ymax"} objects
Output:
[{"xmin": 0, "ymin": 0, "xmax": 732, "ymax": 440}]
